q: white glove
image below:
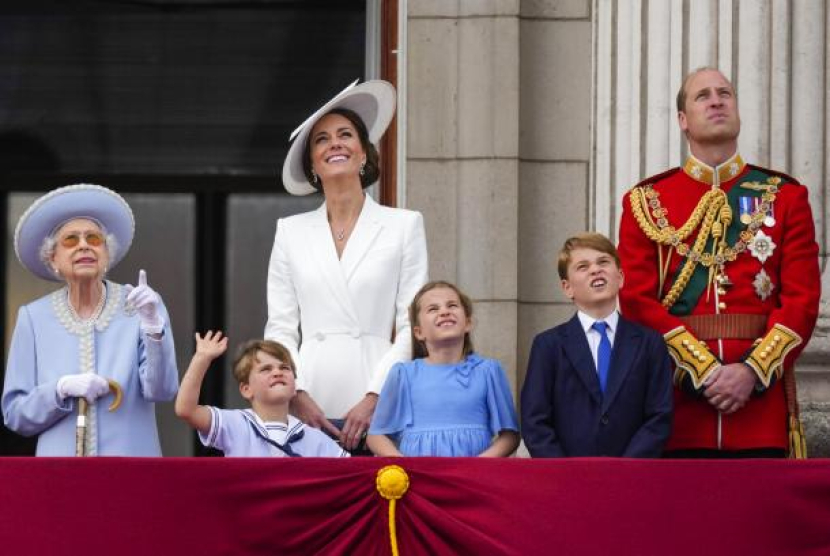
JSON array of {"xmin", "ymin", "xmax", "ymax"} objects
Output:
[
  {"xmin": 125, "ymin": 269, "xmax": 165, "ymax": 334},
  {"xmin": 57, "ymin": 374, "xmax": 110, "ymax": 403}
]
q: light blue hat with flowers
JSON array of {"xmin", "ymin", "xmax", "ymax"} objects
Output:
[{"xmin": 14, "ymin": 184, "xmax": 135, "ymax": 281}]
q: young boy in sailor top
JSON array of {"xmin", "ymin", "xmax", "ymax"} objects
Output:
[{"xmin": 176, "ymin": 332, "xmax": 348, "ymax": 457}]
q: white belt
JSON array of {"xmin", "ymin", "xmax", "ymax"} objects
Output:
[{"xmin": 305, "ymin": 328, "xmax": 385, "ymax": 342}]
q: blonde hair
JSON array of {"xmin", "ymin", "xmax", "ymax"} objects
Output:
[
  {"xmin": 232, "ymin": 340, "xmax": 296, "ymax": 384},
  {"xmin": 408, "ymin": 280, "xmax": 474, "ymax": 359}
]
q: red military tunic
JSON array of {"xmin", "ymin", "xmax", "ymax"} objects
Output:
[{"xmin": 618, "ymin": 153, "xmax": 820, "ymax": 453}]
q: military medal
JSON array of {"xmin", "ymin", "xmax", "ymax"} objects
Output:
[
  {"xmin": 748, "ymin": 229, "xmax": 776, "ymax": 263},
  {"xmin": 764, "ymin": 203, "xmax": 776, "ymax": 227},
  {"xmin": 753, "ymin": 269, "xmax": 775, "ymax": 301},
  {"xmin": 739, "ymin": 197, "xmax": 753, "ymax": 225}
]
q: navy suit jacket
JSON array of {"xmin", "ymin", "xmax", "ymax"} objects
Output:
[{"xmin": 521, "ymin": 313, "xmax": 673, "ymax": 457}]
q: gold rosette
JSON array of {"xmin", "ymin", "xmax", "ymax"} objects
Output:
[{"xmin": 376, "ymin": 465, "xmax": 410, "ymax": 556}]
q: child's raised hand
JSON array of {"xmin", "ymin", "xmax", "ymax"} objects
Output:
[{"xmin": 194, "ymin": 330, "xmax": 228, "ymax": 361}]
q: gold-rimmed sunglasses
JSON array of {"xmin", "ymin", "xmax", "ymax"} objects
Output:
[{"xmin": 59, "ymin": 232, "xmax": 105, "ymax": 248}]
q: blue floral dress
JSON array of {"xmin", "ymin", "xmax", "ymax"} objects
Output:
[{"xmin": 369, "ymin": 353, "xmax": 519, "ymax": 456}]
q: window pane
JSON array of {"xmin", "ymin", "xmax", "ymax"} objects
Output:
[
  {"xmin": 224, "ymin": 193, "xmax": 319, "ymax": 408},
  {"xmin": 114, "ymin": 193, "xmax": 195, "ymax": 456}
]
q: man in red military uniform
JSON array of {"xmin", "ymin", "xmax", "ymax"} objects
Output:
[{"xmin": 617, "ymin": 67, "xmax": 820, "ymax": 457}]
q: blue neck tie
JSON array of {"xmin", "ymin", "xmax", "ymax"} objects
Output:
[{"xmin": 591, "ymin": 321, "xmax": 611, "ymax": 394}]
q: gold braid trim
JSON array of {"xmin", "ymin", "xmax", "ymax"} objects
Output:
[
  {"xmin": 630, "ymin": 180, "xmax": 778, "ymax": 310},
  {"xmin": 745, "ymin": 323, "xmax": 802, "ymax": 388},
  {"xmin": 631, "ymin": 186, "xmax": 725, "ymax": 308},
  {"xmin": 660, "ymin": 193, "xmax": 724, "ymax": 308},
  {"xmin": 664, "ymin": 327, "xmax": 720, "ymax": 389},
  {"xmin": 630, "ymin": 186, "xmax": 719, "ymax": 244}
]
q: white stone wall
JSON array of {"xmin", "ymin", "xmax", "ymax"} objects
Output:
[
  {"xmin": 405, "ymin": 0, "xmax": 593, "ymax": 397},
  {"xmin": 517, "ymin": 1, "xmax": 592, "ymax": 389},
  {"xmin": 406, "ymin": 0, "xmax": 521, "ymax": 393}
]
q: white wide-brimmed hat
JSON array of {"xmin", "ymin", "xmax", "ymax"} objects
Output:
[
  {"xmin": 14, "ymin": 184, "xmax": 135, "ymax": 281},
  {"xmin": 281, "ymin": 79, "xmax": 397, "ymax": 196}
]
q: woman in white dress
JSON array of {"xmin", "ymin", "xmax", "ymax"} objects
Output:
[{"xmin": 266, "ymin": 81, "xmax": 428, "ymax": 452}]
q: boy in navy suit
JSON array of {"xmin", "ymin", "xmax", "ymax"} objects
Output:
[{"xmin": 521, "ymin": 233, "xmax": 673, "ymax": 457}]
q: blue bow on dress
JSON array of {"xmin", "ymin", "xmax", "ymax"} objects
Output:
[{"xmin": 455, "ymin": 353, "xmax": 485, "ymax": 388}]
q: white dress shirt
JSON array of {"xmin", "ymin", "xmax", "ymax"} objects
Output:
[{"xmin": 576, "ymin": 309, "xmax": 619, "ymax": 374}]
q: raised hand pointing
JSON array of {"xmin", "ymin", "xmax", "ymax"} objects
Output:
[{"xmin": 126, "ymin": 269, "xmax": 165, "ymax": 334}]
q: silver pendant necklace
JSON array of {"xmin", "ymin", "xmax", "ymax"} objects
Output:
[{"xmin": 332, "ymin": 213, "xmax": 358, "ymax": 242}]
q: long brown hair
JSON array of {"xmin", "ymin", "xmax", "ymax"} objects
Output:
[{"xmin": 408, "ymin": 280, "xmax": 474, "ymax": 359}]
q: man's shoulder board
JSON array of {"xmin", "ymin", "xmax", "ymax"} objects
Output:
[
  {"xmin": 630, "ymin": 167, "xmax": 681, "ymax": 190},
  {"xmin": 746, "ymin": 164, "xmax": 803, "ymax": 186}
]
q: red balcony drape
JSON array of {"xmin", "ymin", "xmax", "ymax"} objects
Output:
[{"xmin": 1, "ymin": 457, "xmax": 828, "ymax": 556}]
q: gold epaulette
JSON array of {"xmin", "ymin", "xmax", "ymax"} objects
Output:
[
  {"xmin": 664, "ymin": 327, "xmax": 719, "ymax": 389},
  {"xmin": 745, "ymin": 323, "xmax": 802, "ymax": 388}
]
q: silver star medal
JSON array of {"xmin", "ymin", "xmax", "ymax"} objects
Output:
[
  {"xmin": 747, "ymin": 229, "xmax": 776, "ymax": 263},
  {"xmin": 764, "ymin": 204, "xmax": 776, "ymax": 227},
  {"xmin": 753, "ymin": 269, "xmax": 775, "ymax": 301}
]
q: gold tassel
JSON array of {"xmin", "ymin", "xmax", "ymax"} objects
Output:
[
  {"xmin": 788, "ymin": 415, "xmax": 807, "ymax": 459},
  {"xmin": 719, "ymin": 202, "xmax": 732, "ymax": 227}
]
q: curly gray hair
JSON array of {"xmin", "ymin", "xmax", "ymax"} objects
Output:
[{"xmin": 39, "ymin": 220, "xmax": 119, "ymax": 278}]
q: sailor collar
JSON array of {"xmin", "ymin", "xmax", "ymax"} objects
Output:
[{"xmin": 242, "ymin": 409, "xmax": 305, "ymax": 444}]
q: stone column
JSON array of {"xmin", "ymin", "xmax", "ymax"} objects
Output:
[
  {"xmin": 405, "ymin": 0, "xmax": 521, "ymax": 389},
  {"xmin": 593, "ymin": 0, "xmax": 830, "ymax": 454},
  {"xmin": 517, "ymin": 0, "xmax": 593, "ymax": 388}
]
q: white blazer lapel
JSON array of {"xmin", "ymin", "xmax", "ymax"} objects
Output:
[
  {"xmin": 341, "ymin": 195, "xmax": 383, "ymax": 282},
  {"xmin": 307, "ymin": 204, "xmax": 360, "ymax": 322}
]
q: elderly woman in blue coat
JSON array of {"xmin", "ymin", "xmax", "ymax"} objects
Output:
[{"xmin": 2, "ymin": 184, "xmax": 178, "ymax": 456}]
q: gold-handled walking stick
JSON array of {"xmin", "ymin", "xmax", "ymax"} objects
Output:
[{"xmin": 75, "ymin": 379, "xmax": 123, "ymax": 457}]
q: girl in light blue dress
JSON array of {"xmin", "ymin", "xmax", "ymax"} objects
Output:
[{"xmin": 367, "ymin": 281, "xmax": 519, "ymax": 457}]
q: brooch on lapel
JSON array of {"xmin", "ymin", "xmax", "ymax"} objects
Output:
[{"xmin": 123, "ymin": 298, "xmax": 138, "ymax": 317}]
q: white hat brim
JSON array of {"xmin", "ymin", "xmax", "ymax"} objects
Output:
[
  {"xmin": 281, "ymin": 80, "xmax": 397, "ymax": 196},
  {"xmin": 14, "ymin": 184, "xmax": 135, "ymax": 282}
]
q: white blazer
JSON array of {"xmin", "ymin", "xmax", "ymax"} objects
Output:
[{"xmin": 265, "ymin": 195, "xmax": 429, "ymax": 418}]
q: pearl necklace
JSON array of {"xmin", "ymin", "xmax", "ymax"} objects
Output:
[{"xmin": 66, "ymin": 284, "xmax": 107, "ymax": 323}]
